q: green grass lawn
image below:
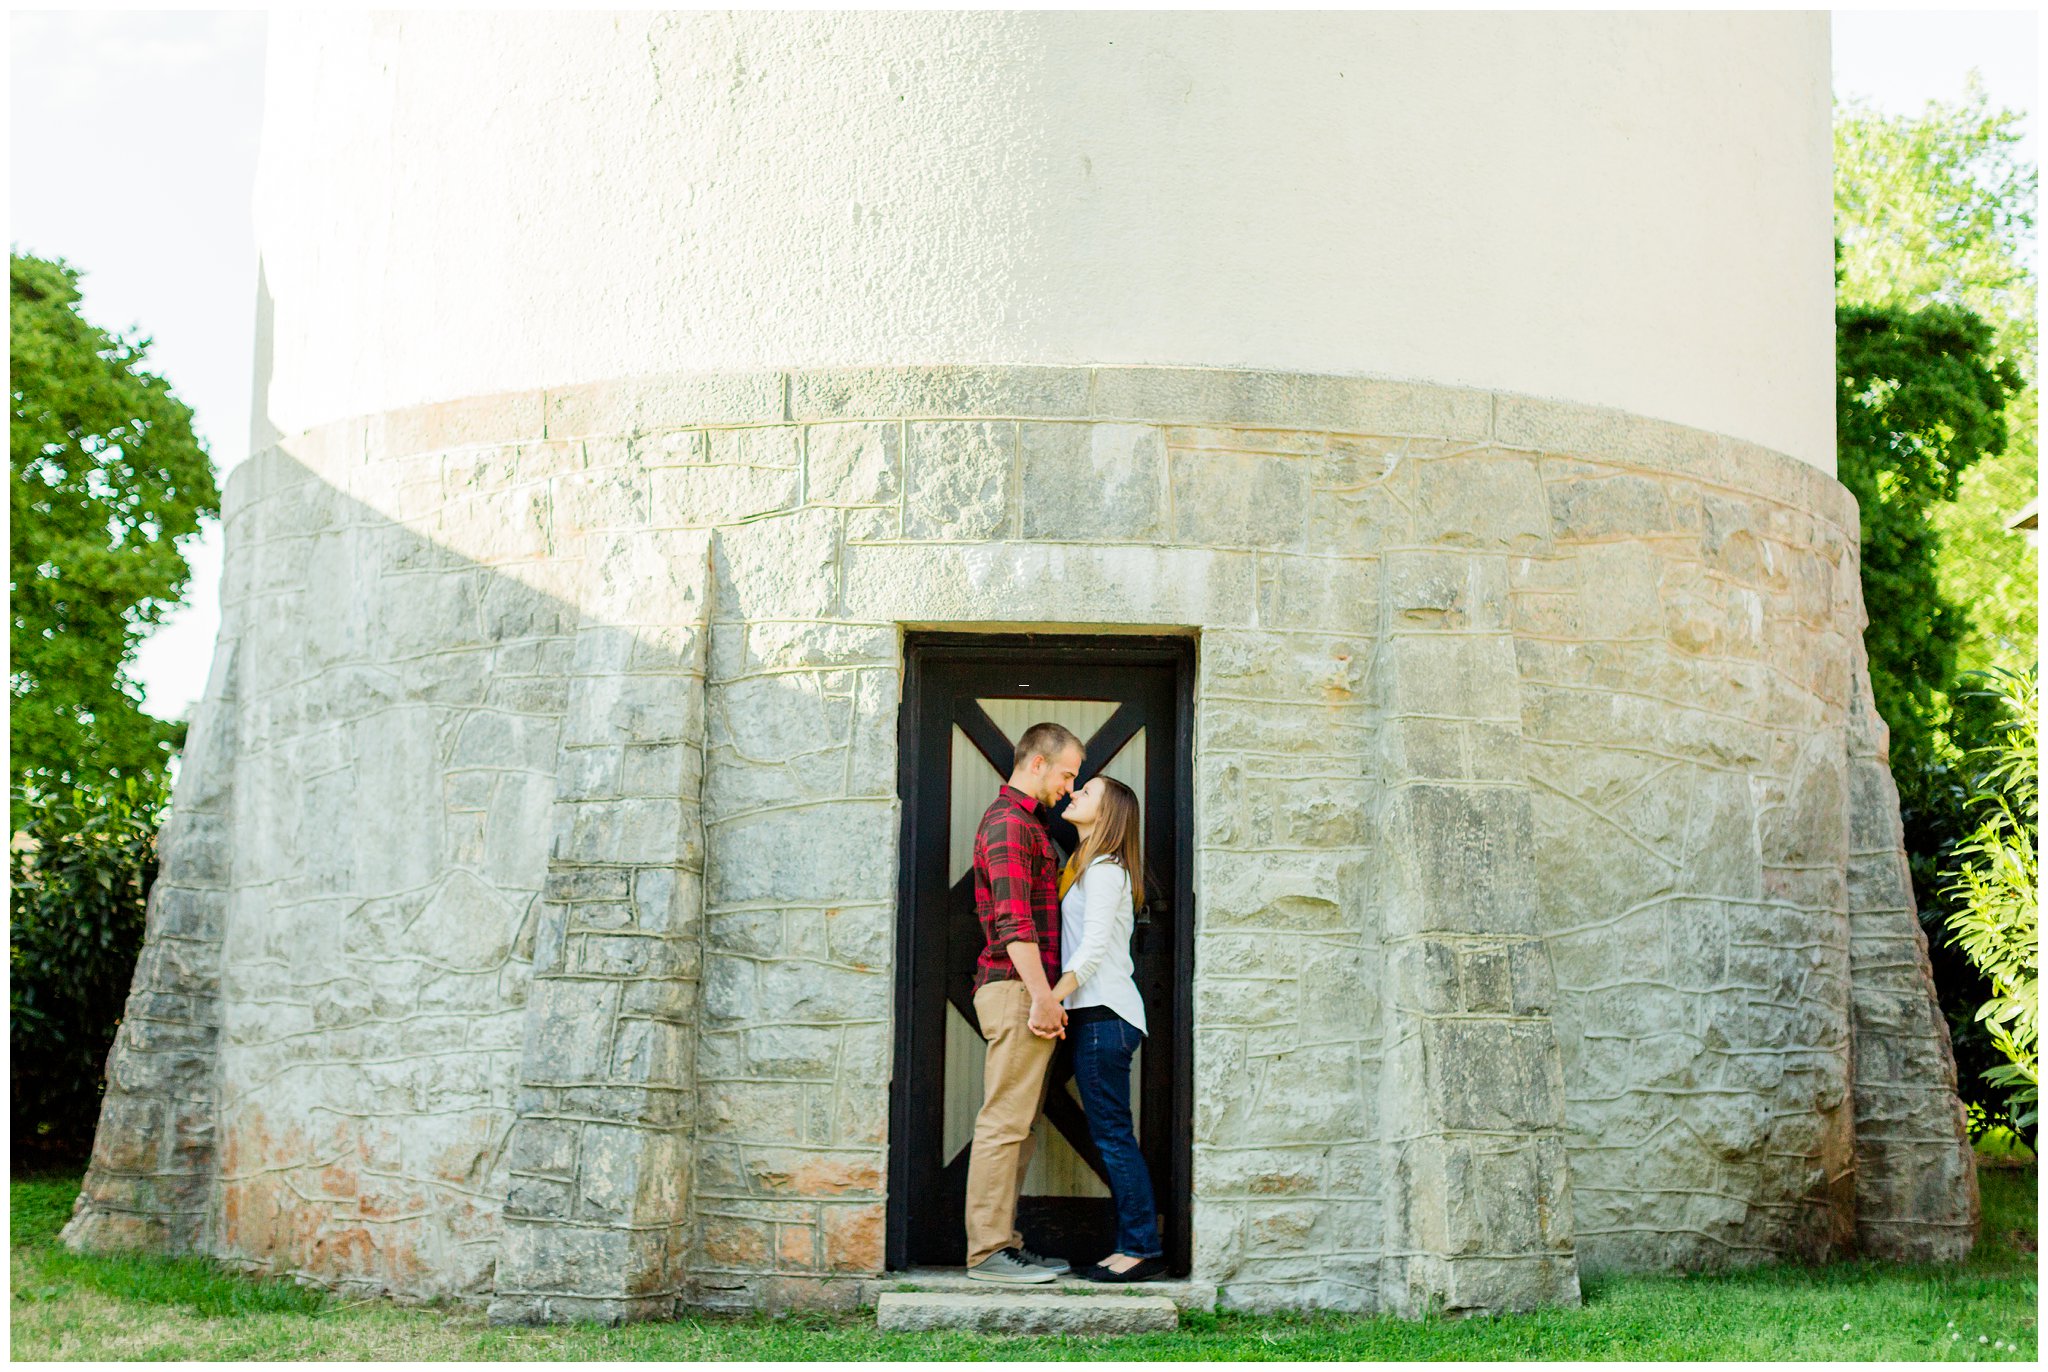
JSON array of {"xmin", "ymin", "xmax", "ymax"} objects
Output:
[{"xmin": 10, "ymin": 1162, "xmax": 2038, "ymax": 1361}]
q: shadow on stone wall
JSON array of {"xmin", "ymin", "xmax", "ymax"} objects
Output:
[{"xmin": 57, "ymin": 442, "xmax": 712, "ymax": 1312}]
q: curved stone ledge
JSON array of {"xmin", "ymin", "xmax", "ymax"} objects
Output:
[{"xmin": 244, "ymin": 366, "xmax": 1855, "ymax": 536}]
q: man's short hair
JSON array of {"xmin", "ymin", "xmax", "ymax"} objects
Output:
[{"xmin": 1014, "ymin": 721, "xmax": 1084, "ymax": 771}]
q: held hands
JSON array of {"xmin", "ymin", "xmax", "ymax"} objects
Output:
[{"xmin": 1003, "ymin": 943, "xmax": 1069, "ymax": 1038}]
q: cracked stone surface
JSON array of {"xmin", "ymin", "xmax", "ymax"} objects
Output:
[{"xmin": 67, "ymin": 366, "xmax": 1973, "ymax": 1321}]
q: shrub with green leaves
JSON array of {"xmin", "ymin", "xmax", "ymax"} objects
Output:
[
  {"xmin": 9, "ymin": 775, "xmax": 167, "ymax": 1164},
  {"xmin": 1940, "ymin": 667, "xmax": 2039, "ymax": 1141}
]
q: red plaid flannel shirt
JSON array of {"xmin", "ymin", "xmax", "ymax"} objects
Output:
[{"xmin": 971, "ymin": 785, "xmax": 1062, "ymax": 992}]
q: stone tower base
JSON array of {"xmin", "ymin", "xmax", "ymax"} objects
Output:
[{"xmin": 67, "ymin": 366, "xmax": 1976, "ymax": 1319}]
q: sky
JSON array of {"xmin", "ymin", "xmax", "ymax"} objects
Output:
[
  {"xmin": 8, "ymin": 8, "xmax": 2041, "ymax": 724},
  {"xmin": 11, "ymin": 9, "xmax": 267, "ymax": 723}
]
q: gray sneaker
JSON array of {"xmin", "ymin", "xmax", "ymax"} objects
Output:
[
  {"xmin": 969, "ymin": 1247, "xmax": 1059, "ymax": 1284},
  {"xmin": 1016, "ymin": 1246, "xmax": 1071, "ymax": 1275}
]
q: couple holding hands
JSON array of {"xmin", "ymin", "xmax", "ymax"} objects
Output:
[{"xmin": 963, "ymin": 721, "xmax": 1164, "ymax": 1286}]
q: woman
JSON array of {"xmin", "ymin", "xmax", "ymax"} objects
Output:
[{"xmin": 1048, "ymin": 775, "xmax": 1165, "ymax": 1283}]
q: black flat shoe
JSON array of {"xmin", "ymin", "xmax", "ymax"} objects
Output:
[{"xmin": 1079, "ymin": 1256, "xmax": 1167, "ymax": 1283}]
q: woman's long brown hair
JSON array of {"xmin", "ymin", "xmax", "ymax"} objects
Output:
[{"xmin": 1065, "ymin": 776, "xmax": 1144, "ymax": 911}]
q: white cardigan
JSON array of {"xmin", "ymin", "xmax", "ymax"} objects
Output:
[{"xmin": 1059, "ymin": 857, "xmax": 1148, "ymax": 1034}]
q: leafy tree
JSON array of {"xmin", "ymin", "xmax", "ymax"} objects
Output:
[
  {"xmin": 9, "ymin": 774, "xmax": 167, "ymax": 1164},
  {"xmin": 1835, "ymin": 303, "xmax": 2018, "ymax": 773},
  {"xmin": 1934, "ymin": 382, "xmax": 2038, "ymax": 677},
  {"xmin": 10, "ymin": 252, "xmax": 219, "ymax": 789},
  {"xmin": 1940, "ymin": 668, "xmax": 2039, "ymax": 1144},
  {"xmin": 1836, "ymin": 78, "xmax": 2037, "ymax": 684},
  {"xmin": 1835, "ymin": 81, "xmax": 2038, "ymax": 1140},
  {"xmin": 1836, "ymin": 77, "xmax": 2037, "ymax": 349}
]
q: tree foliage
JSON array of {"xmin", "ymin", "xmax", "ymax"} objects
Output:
[
  {"xmin": 1935, "ymin": 382, "xmax": 2037, "ymax": 678},
  {"xmin": 1835, "ymin": 79, "xmax": 2038, "ymax": 1141},
  {"xmin": 1835, "ymin": 303, "xmax": 2018, "ymax": 773},
  {"xmin": 10, "ymin": 252, "xmax": 219, "ymax": 789},
  {"xmin": 1836, "ymin": 76, "xmax": 2037, "ymax": 352},
  {"xmin": 1940, "ymin": 668, "xmax": 2039, "ymax": 1141},
  {"xmin": 1836, "ymin": 79, "xmax": 2037, "ymax": 684},
  {"xmin": 9, "ymin": 775, "xmax": 167, "ymax": 1164}
]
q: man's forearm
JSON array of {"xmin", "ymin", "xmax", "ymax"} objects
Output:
[{"xmin": 1006, "ymin": 942, "xmax": 1055, "ymax": 999}]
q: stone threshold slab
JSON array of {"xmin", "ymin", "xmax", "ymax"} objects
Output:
[
  {"xmin": 860, "ymin": 1267, "xmax": 1216, "ymax": 1313},
  {"xmin": 875, "ymin": 1291, "xmax": 1179, "ymax": 1335}
]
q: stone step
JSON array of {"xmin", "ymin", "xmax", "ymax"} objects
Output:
[
  {"xmin": 860, "ymin": 1266, "xmax": 1217, "ymax": 1312},
  {"xmin": 875, "ymin": 1291, "xmax": 1178, "ymax": 1335}
]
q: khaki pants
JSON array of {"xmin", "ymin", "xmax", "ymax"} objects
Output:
[{"xmin": 964, "ymin": 979, "xmax": 1057, "ymax": 1268}]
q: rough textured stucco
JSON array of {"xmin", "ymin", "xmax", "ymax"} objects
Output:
[
  {"xmin": 68, "ymin": 367, "xmax": 1972, "ymax": 1320},
  {"xmin": 251, "ymin": 11, "xmax": 1834, "ymax": 469}
]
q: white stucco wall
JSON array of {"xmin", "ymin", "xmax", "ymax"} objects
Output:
[{"xmin": 252, "ymin": 10, "xmax": 1834, "ymax": 470}]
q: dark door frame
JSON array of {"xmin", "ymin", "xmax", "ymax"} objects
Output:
[{"xmin": 886, "ymin": 631, "xmax": 1196, "ymax": 1274}]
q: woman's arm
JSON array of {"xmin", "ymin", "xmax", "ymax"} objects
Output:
[{"xmin": 1056, "ymin": 862, "xmax": 1130, "ymax": 999}]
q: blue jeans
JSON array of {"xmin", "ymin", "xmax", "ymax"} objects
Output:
[{"xmin": 1071, "ymin": 1011, "xmax": 1163, "ymax": 1259}]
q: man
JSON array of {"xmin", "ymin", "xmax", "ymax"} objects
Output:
[{"xmin": 964, "ymin": 720, "xmax": 1085, "ymax": 1284}]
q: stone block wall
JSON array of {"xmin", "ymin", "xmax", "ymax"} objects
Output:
[
  {"xmin": 1180, "ymin": 425, "xmax": 1384, "ymax": 1313},
  {"xmin": 192, "ymin": 419, "xmax": 572, "ymax": 1298},
  {"xmin": 1370, "ymin": 497, "xmax": 1580, "ymax": 1315},
  {"xmin": 488, "ymin": 525, "xmax": 715, "ymax": 1323},
  {"xmin": 1505, "ymin": 432, "xmax": 1869, "ymax": 1271},
  {"xmin": 60, "ymin": 637, "xmax": 239, "ymax": 1257},
  {"xmin": 1843, "ymin": 630, "xmax": 1979, "ymax": 1260},
  {"xmin": 687, "ymin": 610, "xmax": 900, "ymax": 1312},
  {"xmin": 67, "ymin": 365, "xmax": 1975, "ymax": 1319}
]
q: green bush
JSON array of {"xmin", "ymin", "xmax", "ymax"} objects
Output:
[
  {"xmin": 1905, "ymin": 702, "xmax": 2030, "ymax": 1140},
  {"xmin": 9, "ymin": 775, "xmax": 166, "ymax": 1165},
  {"xmin": 1940, "ymin": 667, "xmax": 2039, "ymax": 1142}
]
